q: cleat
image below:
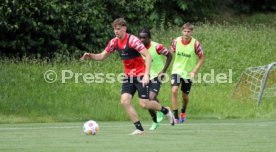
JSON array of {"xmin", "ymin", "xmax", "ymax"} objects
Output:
[
  {"xmin": 149, "ymin": 122, "xmax": 159, "ymax": 130},
  {"xmin": 179, "ymin": 113, "xmax": 186, "ymax": 123},
  {"xmin": 157, "ymin": 111, "xmax": 164, "ymax": 123},
  {"xmin": 165, "ymin": 107, "xmax": 175, "ymax": 125},
  {"xmin": 129, "ymin": 129, "xmax": 144, "ymax": 135}
]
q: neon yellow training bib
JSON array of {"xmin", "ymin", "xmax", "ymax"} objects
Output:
[
  {"xmin": 171, "ymin": 37, "xmax": 197, "ymax": 79},
  {"xmin": 144, "ymin": 41, "xmax": 165, "ymax": 80}
]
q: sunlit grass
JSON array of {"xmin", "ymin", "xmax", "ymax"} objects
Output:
[{"xmin": 1, "ymin": 120, "xmax": 276, "ymax": 152}]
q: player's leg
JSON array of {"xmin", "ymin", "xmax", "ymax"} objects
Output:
[
  {"xmin": 139, "ymin": 97, "xmax": 175, "ymax": 125},
  {"xmin": 149, "ymin": 77, "xmax": 164, "ymax": 123},
  {"xmin": 121, "ymin": 77, "xmax": 144, "ymax": 135},
  {"xmin": 148, "ymin": 91, "xmax": 158, "ymax": 130},
  {"xmin": 121, "ymin": 93, "xmax": 144, "ymax": 135},
  {"xmin": 148, "ymin": 77, "xmax": 163, "ymax": 130},
  {"xmin": 171, "ymin": 74, "xmax": 181, "ymax": 123},
  {"xmin": 179, "ymin": 93, "xmax": 188, "ymax": 122},
  {"xmin": 180, "ymin": 79, "xmax": 192, "ymax": 123},
  {"xmin": 136, "ymin": 77, "xmax": 175, "ymax": 125},
  {"xmin": 121, "ymin": 93, "xmax": 139, "ymax": 124}
]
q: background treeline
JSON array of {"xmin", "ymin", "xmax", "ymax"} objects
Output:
[{"xmin": 0, "ymin": 0, "xmax": 275, "ymax": 58}]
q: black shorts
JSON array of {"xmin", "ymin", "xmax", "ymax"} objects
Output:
[
  {"xmin": 171, "ymin": 74, "xmax": 192, "ymax": 94},
  {"xmin": 121, "ymin": 76, "xmax": 149, "ymax": 99},
  {"xmin": 149, "ymin": 77, "xmax": 162, "ymax": 94}
]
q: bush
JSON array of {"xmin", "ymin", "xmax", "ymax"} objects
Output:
[
  {"xmin": 0, "ymin": 0, "xmax": 154, "ymax": 58},
  {"xmin": 0, "ymin": 0, "xmax": 113, "ymax": 57},
  {"xmin": 1, "ymin": 0, "xmax": 274, "ymax": 58}
]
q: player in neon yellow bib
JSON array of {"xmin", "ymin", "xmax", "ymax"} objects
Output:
[
  {"xmin": 138, "ymin": 28, "xmax": 173, "ymax": 130},
  {"xmin": 170, "ymin": 23, "xmax": 205, "ymax": 123}
]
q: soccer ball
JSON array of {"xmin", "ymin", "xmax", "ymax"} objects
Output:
[{"xmin": 83, "ymin": 120, "xmax": 99, "ymax": 135}]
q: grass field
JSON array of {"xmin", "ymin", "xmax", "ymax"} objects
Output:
[{"xmin": 1, "ymin": 120, "xmax": 276, "ymax": 152}]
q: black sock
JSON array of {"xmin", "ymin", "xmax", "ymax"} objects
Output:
[
  {"xmin": 160, "ymin": 106, "xmax": 169, "ymax": 115},
  {"xmin": 173, "ymin": 109, "xmax": 179, "ymax": 119},
  {"xmin": 134, "ymin": 121, "xmax": 144, "ymax": 131},
  {"xmin": 148, "ymin": 110, "xmax": 157, "ymax": 123}
]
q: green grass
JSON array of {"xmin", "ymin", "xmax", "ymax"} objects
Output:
[
  {"xmin": 1, "ymin": 120, "xmax": 276, "ymax": 152},
  {"xmin": 0, "ymin": 13, "xmax": 276, "ymax": 123},
  {"xmin": 0, "ymin": 56, "xmax": 127, "ymax": 122}
]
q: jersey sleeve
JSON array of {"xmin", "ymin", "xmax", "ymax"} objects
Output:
[
  {"xmin": 104, "ymin": 38, "xmax": 117, "ymax": 53},
  {"xmin": 194, "ymin": 40, "xmax": 204, "ymax": 57},
  {"xmin": 170, "ymin": 38, "xmax": 177, "ymax": 53},
  {"xmin": 155, "ymin": 43, "xmax": 169, "ymax": 55},
  {"xmin": 128, "ymin": 35, "xmax": 146, "ymax": 52}
]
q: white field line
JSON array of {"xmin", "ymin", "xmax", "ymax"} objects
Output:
[{"xmin": 0, "ymin": 121, "xmax": 275, "ymax": 131}]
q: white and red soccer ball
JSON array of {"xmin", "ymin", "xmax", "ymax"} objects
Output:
[{"xmin": 83, "ymin": 120, "xmax": 99, "ymax": 135}]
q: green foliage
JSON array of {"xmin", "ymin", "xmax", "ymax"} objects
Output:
[
  {"xmin": 0, "ymin": 0, "xmax": 112, "ymax": 57},
  {"xmin": 104, "ymin": 0, "xmax": 155, "ymax": 34},
  {"xmin": 233, "ymin": 0, "xmax": 276, "ymax": 14},
  {"xmin": 151, "ymin": 0, "xmax": 232, "ymax": 27},
  {"xmin": 1, "ymin": 0, "xmax": 275, "ymax": 57},
  {"xmin": 0, "ymin": 0, "xmax": 155, "ymax": 57}
]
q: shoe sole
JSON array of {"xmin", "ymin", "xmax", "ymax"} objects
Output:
[
  {"xmin": 129, "ymin": 131, "xmax": 145, "ymax": 135},
  {"xmin": 129, "ymin": 133, "xmax": 144, "ymax": 135}
]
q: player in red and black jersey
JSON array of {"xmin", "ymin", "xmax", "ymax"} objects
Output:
[{"xmin": 80, "ymin": 18, "xmax": 175, "ymax": 135}]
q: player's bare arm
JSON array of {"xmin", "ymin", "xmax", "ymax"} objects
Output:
[
  {"xmin": 80, "ymin": 51, "xmax": 110, "ymax": 61},
  {"xmin": 159, "ymin": 51, "xmax": 173, "ymax": 79},
  {"xmin": 191, "ymin": 53, "xmax": 205, "ymax": 79}
]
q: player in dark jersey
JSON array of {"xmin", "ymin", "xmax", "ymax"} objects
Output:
[{"xmin": 80, "ymin": 18, "xmax": 175, "ymax": 135}]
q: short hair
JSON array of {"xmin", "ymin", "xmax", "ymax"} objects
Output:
[
  {"xmin": 112, "ymin": 18, "xmax": 127, "ymax": 27},
  {"xmin": 182, "ymin": 22, "xmax": 194, "ymax": 31},
  {"xmin": 138, "ymin": 28, "xmax": 151, "ymax": 38}
]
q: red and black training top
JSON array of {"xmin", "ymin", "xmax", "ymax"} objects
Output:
[{"xmin": 105, "ymin": 33, "xmax": 146, "ymax": 77}]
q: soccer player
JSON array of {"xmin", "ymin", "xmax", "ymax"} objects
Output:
[
  {"xmin": 170, "ymin": 22, "xmax": 205, "ymax": 123},
  {"xmin": 80, "ymin": 18, "xmax": 175, "ymax": 135},
  {"xmin": 138, "ymin": 28, "xmax": 172, "ymax": 130}
]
